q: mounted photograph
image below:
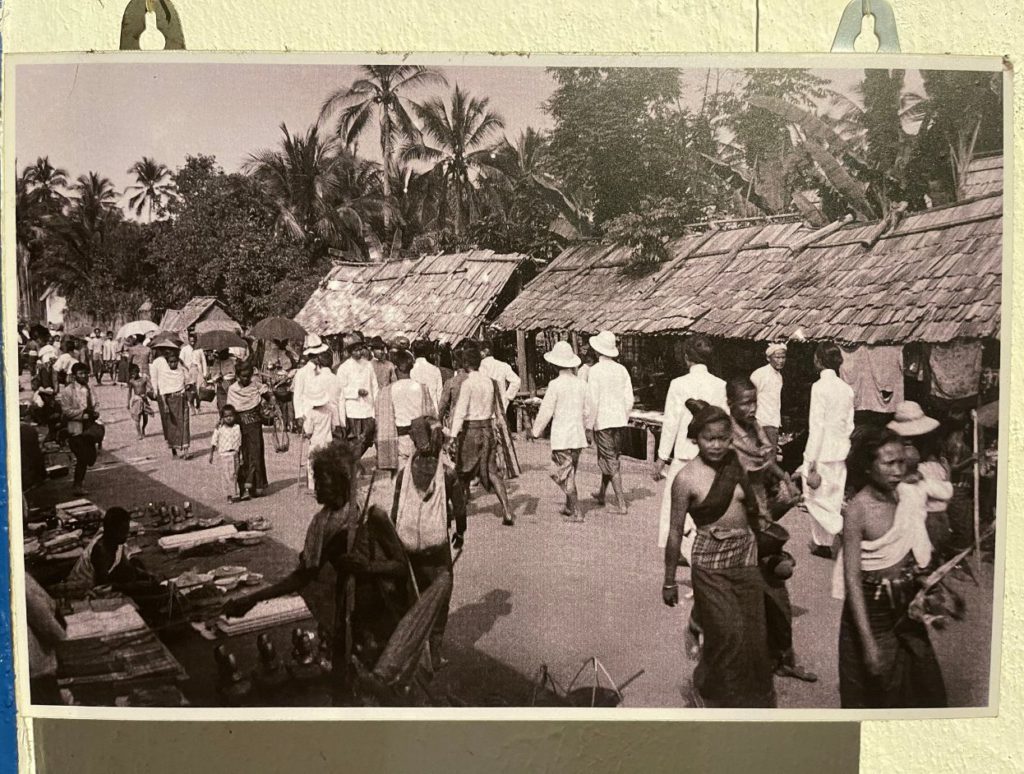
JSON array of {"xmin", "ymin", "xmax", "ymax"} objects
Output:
[{"xmin": 2, "ymin": 53, "xmax": 1010, "ymax": 719}]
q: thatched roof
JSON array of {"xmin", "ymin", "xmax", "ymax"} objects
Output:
[
  {"xmin": 961, "ymin": 154, "xmax": 1002, "ymax": 199},
  {"xmin": 160, "ymin": 297, "xmax": 237, "ymax": 332},
  {"xmin": 494, "ymin": 192, "xmax": 1002, "ymax": 344},
  {"xmin": 295, "ymin": 250, "xmax": 529, "ymax": 344}
]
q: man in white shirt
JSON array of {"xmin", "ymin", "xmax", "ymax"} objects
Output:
[
  {"xmin": 449, "ymin": 345, "xmax": 515, "ymax": 526},
  {"xmin": 375, "ymin": 349, "xmax": 437, "ymax": 473},
  {"xmin": 149, "ymin": 344, "xmax": 193, "ymax": 459},
  {"xmin": 480, "ymin": 341, "xmax": 522, "ymax": 410},
  {"xmin": 86, "ymin": 328, "xmax": 104, "ymax": 379},
  {"xmin": 584, "ymin": 331, "xmax": 634, "ymax": 514},
  {"xmin": 410, "ymin": 339, "xmax": 443, "ymax": 416},
  {"xmin": 750, "ymin": 342, "xmax": 787, "ymax": 456},
  {"xmin": 653, "ymin": 335, "xmax": 728, "ymax": 550},
  {"xmin": 53, "ymin": 341, "xmax": 81, "ymax": 390},
  {"xmin": 803, "ymin": 342, "xmax": 855, "ymax": 557},
  {"xmin": 178, "ymin": 329, "xmax": 208, "ymax": 413},
  {"xmin": 293, "ymin": 334, "xmax": 328, "ymax": 429},
  {"xmin": 100, "ymin": 331, "xmax": 120, "ymax": 385},
  {"xmin": 335, "ymin": 336, "xmax": 379, "ymax": 459},
  {"xmin": 531, "ymin": 341, "xmax": 589, "ymax": 522}
]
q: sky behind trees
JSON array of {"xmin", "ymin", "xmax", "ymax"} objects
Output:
[{"xmin": 16, "ymin": 61, "xmax": 921, "ymax": 217}]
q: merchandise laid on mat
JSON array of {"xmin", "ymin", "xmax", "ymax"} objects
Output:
[{"xmin": 2, "ymin": 50, "xmax": 1010, "ymax": 721}]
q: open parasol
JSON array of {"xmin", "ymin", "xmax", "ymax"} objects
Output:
[
  {"xmin": 194, "ymin": 318, "xmax": 242, "ymax": 335},
  {"xmin": 196, "ymin": 329, "xmax": 247, "ymax": 351},
  {"xmin": 68, "ymin": 325, "xmax": 94, "ymax": 339},
  {"xmin": 116, "ymin": 320, "xmax": 160, "ymax": 340},
  {"xmin": 149, "ymin": 331, "xmax": 183, "ymax": 349},
  {"xmin": 248, "ymin": 316, "xmax": 306, "ymax": 342}
]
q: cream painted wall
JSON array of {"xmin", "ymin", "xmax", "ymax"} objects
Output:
[{"xmin": 3, "ymin": 1, "xmax": 1022, "ymax": 771}]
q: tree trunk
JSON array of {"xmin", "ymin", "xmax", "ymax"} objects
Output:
[{"xmin": 381, "ymin": 110, "xmax": 393, "ymax": 232}]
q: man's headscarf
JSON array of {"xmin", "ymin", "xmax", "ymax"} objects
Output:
[
  {"xmin": 408, "ymin": 416, "xmax": 445, "ymax": 495},
  {"xmin": 766, "ymin": 342, "xmax": 787, "ymax": 357}
]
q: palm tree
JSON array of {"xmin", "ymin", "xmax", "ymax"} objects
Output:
[
  {"xmin": 246, "ymin": 123, "xmax": 390, "ymax": 258},
  {"xmin": 489, "ymin": 128, "xmax": 594, "ymax": 237},
  {"xmin": 401, "ymin": 85, "xmax": 506, "ymax": 234},
  {"xmin": 126, "ymin": 157, "xmax": 176, "ymax": 220},
  {"xmin": 41, "ymin": 172, "xmax": 121, "ymax": 289},
  {"xmin": 23, "ymin": 156, "xmax": 71, "ymax": 211},
  {"xmin": 15, "ymin": 171, "xmax": 48, "ymax": 318},
  {"xmin": 319, "ymin": 65, "xmax": 447, "ymax": 229}
]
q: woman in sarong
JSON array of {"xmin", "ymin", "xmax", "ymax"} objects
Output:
[
  {"xmin": 150, "ymin": 345, "xmax": 192, "ymax": 459},
  {"xmin": 838, "ymin": 427, "xmax": 947, "ymax": 709},
  {"xmin": 662, "ymin": 399, "xmax": 775, "ymax": 708},
  {"xmin": 226, "ymin": 361, "xmax": 270, "ymax": 499},
  {"xmin": 225, "ymin": 441, "xmax": 446, "ymax": 705}
]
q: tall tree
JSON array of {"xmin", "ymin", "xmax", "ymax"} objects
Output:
[
  {"xmin": 709, "ymin": 68, "xmax": 840, "ymax": 218},
  {"xmin": 319, "ymin": 65, "xmax": 447, "ymax": 229},
  {"xmin": 904, "ymin": 70, "xmax": 1003, "ymax": 203},
  {"xmin": 245, "ymin": 123, "xmax": 388, "ymax": 259},
  {"xmin": 402, "ymin": 85, "xmax": 506, "ymax": 234},
  {"xmin": 546, "ymin": 67, "xmax": 720, "ymax": 227},
  {"xmin": 126, "ymin": 157, "xmax": 176, "ymax": 220},
  {"xmin": 23, "ymin": 156, "xmax": 70, "ymax": 210},
  {"xmin": 150, "ymin": 155, "xmax": 328, "ymax": 324},
  {"xmin": 41, "ymin": 172, "xmax": 121, "ymax": 290}
]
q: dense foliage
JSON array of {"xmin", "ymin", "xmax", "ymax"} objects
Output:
[{"xmin": 16, "ymin": 66, "xmax": 1004, "ymax": 324}]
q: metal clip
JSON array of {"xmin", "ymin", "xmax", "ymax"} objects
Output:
[
  {"xmin": 831, "ymin": 0, "xmax": 901, "ymax": 53},
  {"xmin": 120, "ymin": 0, "xmax": 186, "ymax": 50}
]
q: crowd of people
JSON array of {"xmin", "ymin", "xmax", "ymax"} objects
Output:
[{"xmin": 18, "ymin": 317, "xmax": 990, "ymax": 709}]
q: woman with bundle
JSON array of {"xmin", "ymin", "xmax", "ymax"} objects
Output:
[{"xmin": 662, "ymin": 398, "xmax": 775, "ymax": 708}]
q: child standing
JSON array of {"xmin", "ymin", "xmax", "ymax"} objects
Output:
[
  {"xmin": 209, "ymin": 404, "xmax": 243, "ymax": 502},
  {"xmin": 126, "ymin": 364, "xmax": 154, "ymax": 440}
]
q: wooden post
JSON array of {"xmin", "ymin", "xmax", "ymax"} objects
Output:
[
  {"xmin": 971, "ymin": 409, "xmax": 982, "ymax": 574},
  {"xmin": 516, "ymin": 329, "xmax": 531, "ymax": 395}
]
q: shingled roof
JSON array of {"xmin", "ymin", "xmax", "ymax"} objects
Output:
[
  {"xmin": 295, "ymin": 250, "xmax": 529, "ymax": 344},
  {"xmin": 494, "ymin": 192, "xmax": 1002, "ymax": 345}
]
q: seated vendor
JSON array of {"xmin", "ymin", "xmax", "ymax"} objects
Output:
[
  {"xmin": 225, "ymin": 440, "xmax": 425, "ymax": 705},
  {"xmin": 66, "ymin": 507, "xmax": 153, "ymax": 594}
]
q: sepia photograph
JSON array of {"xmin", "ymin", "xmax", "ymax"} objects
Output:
[{"xmin": 3, "ymin": 53, "xmax": 1009, "ymax": 717}]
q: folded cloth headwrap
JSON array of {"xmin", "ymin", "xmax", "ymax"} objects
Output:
[{"xmin": 766, "ymin": 342, "xmax": 788, "ymax": 357}]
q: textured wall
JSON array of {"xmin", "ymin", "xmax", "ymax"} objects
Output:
[{"xmin": 3, "ymin": 1, "xmax": 1022, "ymax": 771}]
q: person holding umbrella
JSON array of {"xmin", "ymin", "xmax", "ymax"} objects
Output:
[{"xmin": 149, "ymin": 336, "xmax": 193, "ymax": 459}]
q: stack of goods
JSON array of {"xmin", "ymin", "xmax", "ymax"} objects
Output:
[
  {"xmin": 158, "ymin": 524, "xmax": 238, "ymax": 553},
  {"xmin": 55, "ymin": 498, "xmax": 103, "ymax": 531},
  {"xmin": 56, "ymin": 629, "xmax": 186, "ymax": 686},
  {"xmin": 56, "ymin": 600, "xmax": 186, "ymax": 690},
  {"xmin": 214, "ymin": 595, "xmax": 312, "ymax": 637},
  {"xmin": 64, "ymin": 602, "xmax": 148, "ymax": 639}
]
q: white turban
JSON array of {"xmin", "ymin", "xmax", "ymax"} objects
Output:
[{"xmin": 766, "ymin": 342, "xmax": 788, "ymax": 357}]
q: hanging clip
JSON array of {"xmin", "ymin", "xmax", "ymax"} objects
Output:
[
  {"xmin": 120, "ymin": 0, "xmax": 186, "ymax": 50},
  {"xmin": 831, "ymin": 0, "xmax": 901, "ymax": 53}
]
